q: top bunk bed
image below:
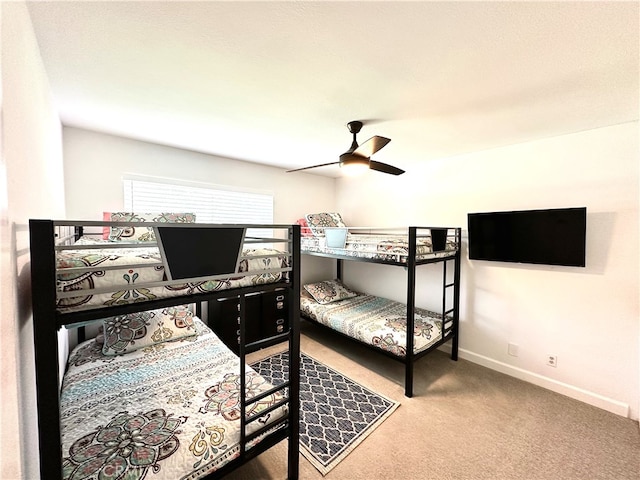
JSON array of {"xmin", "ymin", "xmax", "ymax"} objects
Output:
[
  {"xmin": 297, "ymin": 212, "xmax": 460, "ymax": 266},
  {"xmin": 37, "ymin": 218, "xmax": 295, "ymax": 322},
  {"xmin": 29, "ymin": 218, "xmax": 301, "ymax": 480}
]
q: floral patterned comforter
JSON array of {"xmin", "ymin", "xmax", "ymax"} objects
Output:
[
  {"xmin": 56, "ymin": 238, "xmax": 289, "ymax": 313},
  {"xmin": 60, "ymin": 319, "xmax": 287, "ymax": 480},
  {"xmin": 301, "ymin": 291, "xmax": 446, "ymax": 357}
]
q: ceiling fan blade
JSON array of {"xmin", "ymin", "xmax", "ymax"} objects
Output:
[
  {"xmin": 286, "ymin": 161, "xmax": 340, "ymax": 173},
  {"xmin": 369, "ymin": 160, "xmax": 405, "ymax": 176},
  {"xmin": 353, "ymin": 135, "xmax": 391, "ymax": 158}
]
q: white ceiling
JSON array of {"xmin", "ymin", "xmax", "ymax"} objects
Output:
[{"xmin": 27, "ymin": 1, "xmax": 639, "ymax": 178}]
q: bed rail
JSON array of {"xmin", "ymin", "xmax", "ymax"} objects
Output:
[
  {"xmin": 301, "ymin": 225, "xmax": 460, "ymax": 266},
  {"xmin": 33, "ymin": 219, "xmax": 296, "ymax": 324}
]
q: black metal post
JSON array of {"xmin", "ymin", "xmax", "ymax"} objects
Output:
[
  {"xmin": 288, "ymin": 224, "xmax": 301, "ymax": 479},
  {"xmin": 405, "ymin": 227, "xmax": 417, "ymax": 397},
  {"xmin": 451, "ymin": 228, "xmax": 462, "ymax": 360},
  {"xmin": 29, "ymin": 220, "xmax": 63, "ymax": 480}
]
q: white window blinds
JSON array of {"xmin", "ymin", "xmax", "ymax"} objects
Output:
[{"xmin": 123, "ymin": 177, "xmax": 274, "ymax": 225}]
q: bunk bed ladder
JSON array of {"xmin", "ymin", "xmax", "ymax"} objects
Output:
[
  {"xmin": 237, "ymin": 225, "xmax": 301, "ymax": 480},
  {"xmin": 442, "ymin": 229, "xmax": 461, "ymax": 361},
  {"xmin": 408, "ymin": 227, "xmax": 461, "ymax": 397},
  {"xmin": 441, "ymin": 257, "xmax": 457, "ymax": 360}
]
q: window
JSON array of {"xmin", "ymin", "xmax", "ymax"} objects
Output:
[{"xmin": 123, "ymin": 176, "xmax": 274, "ymax": 230}]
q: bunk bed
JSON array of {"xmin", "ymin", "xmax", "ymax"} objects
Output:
[
  {"xmin": 29, "ymin": 219, "xmax": 301, "ymax": 480},
  {"xmin": 297, "ymin": 214, "xmax": 461, "ymax": 397}
]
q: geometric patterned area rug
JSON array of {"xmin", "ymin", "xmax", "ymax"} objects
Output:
[{"xmin": 251, "ymin": 351, "xmax": 400, "ymax": 475}]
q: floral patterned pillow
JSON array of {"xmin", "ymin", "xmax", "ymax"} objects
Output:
[
  {"xmin": 304, "ymin": 212, "xmax": 346, "ymax": 236},
  {"xmin": 102, "ymin": 306, "xmax": 197, "ymax": 355},
  {"xmin": 303, "ymin": 279, "xmax": 359, "ymax": 304},
  {"xmin": 105, "ymin": 212, "xmax": 196, "ymax": 242}
]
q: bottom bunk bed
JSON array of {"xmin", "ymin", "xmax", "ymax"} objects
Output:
[
  {"xmin": 301, "ymin": 286, "xmax": 451, "ymax": 357},
  {"xmin": 29, "ymin": 219, "xmax": 301, "ymax": 480},
  {"xmin": 62, "ymin": 314, "xmax": 289, "ymax": 479},
  {"xmin": 300, "ymin": 278, "xmax": 458, "ymax": 397}
]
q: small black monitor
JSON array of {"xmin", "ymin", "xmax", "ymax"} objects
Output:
[
  {"xmin": 156, "ymin": 226, "xmax": 245, "ymax": 280},
  {"xmin": 467, "ymin": 207, "xmax": 586, "ymax": 267}
]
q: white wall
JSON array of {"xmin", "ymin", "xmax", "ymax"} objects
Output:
[
  {"xmin": 1, "ymin": 2, "xmax": 66, "ymax": 478},
  {"xmin": 65, "ymin": 125, "xmax": 639, "ymax": 420},
  {"xmin": 335, "ymin": 122, "xmax": 639, "ymax": 420},
  {"xmin": 62, "ymin": 127, "xmax": 336, "ymax": 284}
]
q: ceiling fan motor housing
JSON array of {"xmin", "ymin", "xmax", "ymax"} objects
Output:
[
  {"xmin": 347, "ymin": 120, "xmax": 363, "ymax": 134},
  {"xmin": 345, "ymin": 120, "xmax": 364, "ymax": 153}
]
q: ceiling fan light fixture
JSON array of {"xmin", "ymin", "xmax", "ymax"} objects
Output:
[{"xmin": 339, "ymin": 153, "xmax": 370, "ymax": 175}]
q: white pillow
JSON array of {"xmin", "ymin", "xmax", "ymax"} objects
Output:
[
  {"xmin": 102, "ymin": 306, "xmax": 196, "ymax": 355},
  {"xmin": 304, "ymin": 213, "xmax": 346, "ymax": 236},
  {"xmin": 303, "ymin": 279, "xmax": 359, "ymax": 304}
]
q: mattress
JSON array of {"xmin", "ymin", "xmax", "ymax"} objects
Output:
[
  {"xmin": 56, "ymin": 237, "xmax": 289, "ymax": 313},
  {"xmin": 300, "ymin": 231, "xmax": 456, "ymax": 263},
  {"xmin": 300, "ymin": 290, "xmax": 447, "ymax": 356},
  {"xmin": 60, "ymin": 318, "xmax": 288, "ymax": 480}
]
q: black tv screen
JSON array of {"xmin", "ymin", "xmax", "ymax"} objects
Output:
[{"xmin": 467, "ymin": 207, "xmax": 586, "ymax": 267}]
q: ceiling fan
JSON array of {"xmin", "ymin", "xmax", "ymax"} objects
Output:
[{"xmin": 286, "ymin": 120, "xmax": 405, "ymax": 175}]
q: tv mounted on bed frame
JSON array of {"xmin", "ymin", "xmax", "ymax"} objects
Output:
[{"xmin": 467, "ymin": 207, "xmax": 587, "ymax": 267}]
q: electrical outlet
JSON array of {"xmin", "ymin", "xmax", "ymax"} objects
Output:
[
  {"xmin": 508, "ymin": 343, "xmax": 519, "ymax": 357},
  {"xmin": 547, "ymin": 355, "xmax": 557, "ymax": 367}
]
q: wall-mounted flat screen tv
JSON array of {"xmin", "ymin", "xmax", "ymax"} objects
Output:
[{"xmin": 467, "ymin": 207, "xmax": 587, "ymax": 267}]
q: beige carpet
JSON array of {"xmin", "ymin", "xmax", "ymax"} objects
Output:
[{"xmin": 230, "ymin": 321, "xmax": 640, "ymax": 479}]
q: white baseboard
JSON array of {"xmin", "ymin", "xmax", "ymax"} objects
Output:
[{"xmin": 440, "ymin": 346, "xmax": 630, "ymax": 418}]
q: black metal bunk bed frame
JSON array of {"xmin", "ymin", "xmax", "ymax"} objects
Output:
[
  {"xmin": 29, "ymin": 219, "xmax": 301, "ymax": 480},
  {"xmin": 301, "ymin": 226, "xmax": 461, "ymax": 397}
]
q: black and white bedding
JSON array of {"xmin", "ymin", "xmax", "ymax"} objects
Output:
[
  {"xmin": 60, "ymin": 315, "xmax": 288, "ymax": 480},
  {"xmin": 297, "ymin": 212, "xmax": 457, "ymax": 263},
  {"xmin": 56, "ymin": 237, "xmax": 289, "ymax": 313},
  {"xmin": 300, "ymin": 233, "xmax": 456, "ymax": 263},
  {"xmin": 300, "ymin": 281, "xmax": 448, "ymax": 357}
]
